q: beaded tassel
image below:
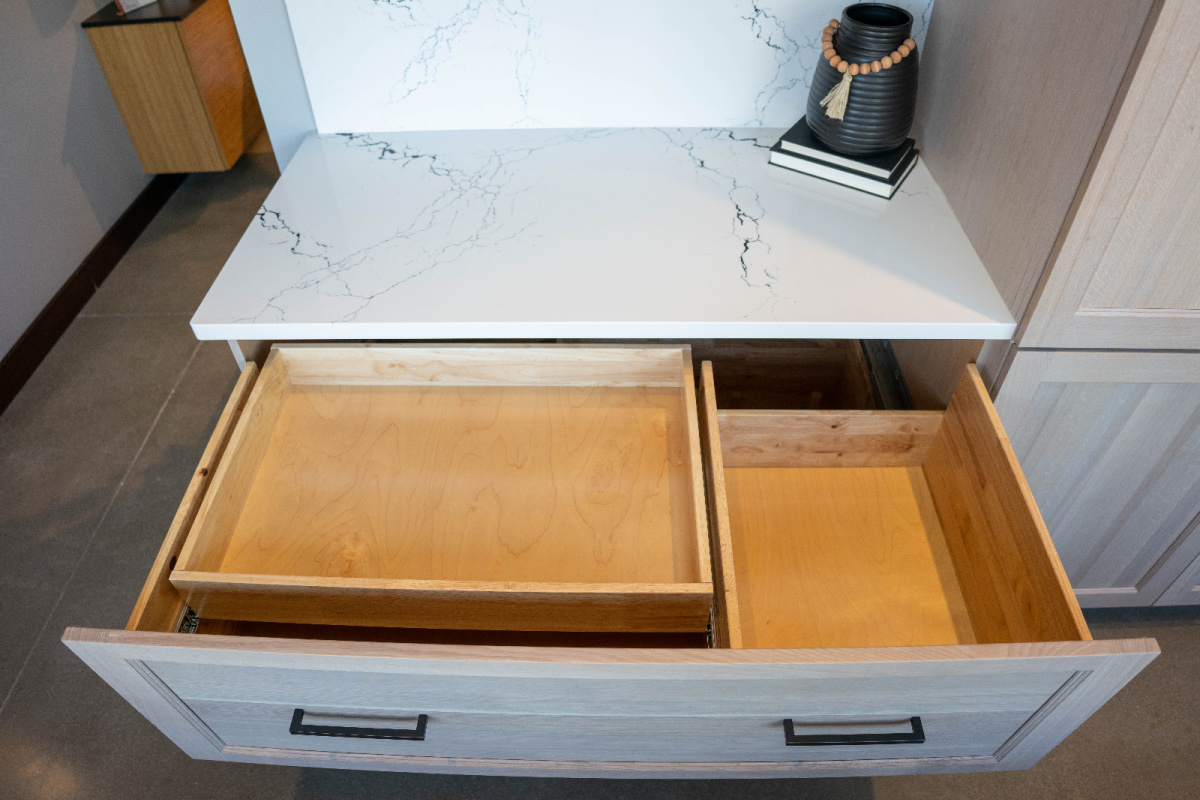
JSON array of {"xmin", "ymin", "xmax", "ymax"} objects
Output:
[
  {"xmin": 820, "ymin": 71, "xmax": 853, "ymax": 120},
  {"xmin": 819, "ymin": 19, "xmax": 916, "ymax": 123}
]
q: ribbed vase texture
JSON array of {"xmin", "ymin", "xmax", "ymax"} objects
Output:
[{"xmin": 806, "ymin": 3, "xmax": 919, "ymax": 155}]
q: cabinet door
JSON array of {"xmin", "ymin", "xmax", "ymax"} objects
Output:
[
  {"xmin": 995, "ymin": 350, "xmax": 1200, "ymax": 606},
  {"xmin": 1152, "ymin": 513, "xmax": 1200, "ymax": 605},
  {"xmin": 1020, "ymin": 0, "xmax": 1200, "ymax": 350}
]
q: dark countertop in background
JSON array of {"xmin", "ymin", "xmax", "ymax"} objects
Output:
[{"xmin": 82, "ymin": 0, "xmax": 208, "ymax": 28}]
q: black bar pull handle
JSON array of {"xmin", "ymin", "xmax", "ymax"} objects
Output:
[
  {"xmin": 783, "ymin": 716, "xmax": 925, "ymax": 746},
  {"xmin": 290, "ymin": 708, "xmax": 428, "ymax": 741}
]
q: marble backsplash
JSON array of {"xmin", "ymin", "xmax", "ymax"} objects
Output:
[{"xmin": 285, "ymin": 0, "xmax": 935, "ymax": 133}]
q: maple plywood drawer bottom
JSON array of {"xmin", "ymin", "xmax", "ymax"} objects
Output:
[{"xmin": 62, "ymin": 351, "xmax": 1157, "ymax": 779}]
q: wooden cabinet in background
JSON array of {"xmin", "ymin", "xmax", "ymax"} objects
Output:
[{"xmin": 83, "ymin": 0, "xmax": 264, "ymax": 173}]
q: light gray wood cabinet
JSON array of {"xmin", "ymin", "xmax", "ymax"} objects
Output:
[
  {"xmin": 995, "ymin": 351, "xmax": 1200, "ymax": 606},
  {"xmin": 1019, "ymin": 0, "xmax": 1200, "ymax": 351},
  {"xmin": 989, "ymin": 0, "xmax": 1200, "ymax": 605},
  {"xmin": 1150, "ymin": 515, "xmax": 1200, "ymax": 606}
]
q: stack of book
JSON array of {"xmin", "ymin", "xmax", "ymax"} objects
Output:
[
  {"xmin": 768, "ymin": 117, "xmax": 918, "ymax": 199},
  {"xmin": 115, "ymin": 0, "xmax": 157, "ymax": 13}
]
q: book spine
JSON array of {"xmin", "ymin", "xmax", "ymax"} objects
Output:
[
  {"xmin": 116, "ymin": 0, "xmax": 161, "ymax": 13},
  {"xmin": 777, "ymin": 141, "xmax": 893, "ymax": 178},
  {"xmin": 769, "ymin": 153, "xmax": 893, "ymax": 197}
]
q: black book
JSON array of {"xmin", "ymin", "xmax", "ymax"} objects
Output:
[
  {"xmin": 768, "ymin": 142, "xmax": 919, "ymax": 199},
  {"xmin": 779, "ymin": 117, "xmax": 914, "ymax": 179}
]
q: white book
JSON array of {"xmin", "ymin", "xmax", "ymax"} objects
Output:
[
  {"xmin": 778, "ymin": 118, "xmax": 914, "ymax": 179},
  {"xmin": 768, "ymin": 146, "xmax": 918, "ymax": 199},
  {"xmin": 116, "ymin": 0, "xmax": 158, "ymax": 12}
]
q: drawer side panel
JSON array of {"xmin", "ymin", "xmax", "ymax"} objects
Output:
[{"xmin": 924, "ymin": 364, "xmax": 1090, "ymax": 643}]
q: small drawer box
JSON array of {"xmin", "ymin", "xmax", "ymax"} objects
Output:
[
  {"xmin": 168, "ymin": 345, "xmax": 713, "ymax": 632},
  {"xmin": 699, "ymin": 361, "xmax": 1092, "ymax": 651}
]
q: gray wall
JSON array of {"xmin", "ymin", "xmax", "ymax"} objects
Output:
[
  {"xmin": 0, "ymin": 0, "xmax": 151, "ymax": 361},
  {"xmin": 228, "ymin": 0, "xmax": 315, "ymax": 172}
]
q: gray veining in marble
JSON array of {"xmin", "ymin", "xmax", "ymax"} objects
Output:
[
  {"xmin": 191, "ymin": 127, "xmax": 1013, "ymax": 341},
  {"xmin": 286, "ymin": 0, "xmax": 936, "ymax": 132}
]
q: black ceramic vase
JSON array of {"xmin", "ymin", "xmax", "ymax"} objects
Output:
[{"xmin": 805, "ymin": 3, "xmax": 918, "ymax": 155}]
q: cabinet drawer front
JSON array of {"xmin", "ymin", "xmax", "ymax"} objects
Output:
[
  {"xmin": 64, "ymin": 629, "xmax": 1156, "ymax": 775},
  {"xmin": 148, "ymin": 658, "xmax": 1075, "ymax": 718},
  {"xmin": 190, "ymin": 700, "xmax": 1035, "ymax": 763}
]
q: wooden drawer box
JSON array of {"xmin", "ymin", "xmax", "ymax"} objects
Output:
[
  {"xmin": 169, "ymin": 345, "xmax": 712, "ymax": 633},
  {"xmin": 62, "ymin": 352, "xmax": 1157, "ymax": 779},
  {"xmin": 702, "ymin": 361, "xmax": 1089, "ymax": 651}
]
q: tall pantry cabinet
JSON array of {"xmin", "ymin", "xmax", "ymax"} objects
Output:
[{"xmin": 899, "ymin": 0, "xmax": 1200, "ymax": 606}]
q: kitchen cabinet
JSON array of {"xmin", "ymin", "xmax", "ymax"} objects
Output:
[
  {"xmin": 62, "ymin": 345, "xmax": 1156, "ymax": 777},
  {"xmin": 1019, "ymin": 0, "xmax": 1200, "ymax": 351},
  {"xmin": 995, "ymin": 350, "xmax": 1200, "ymax": 606},
  {"xmin": 991, "ymin": 0, "xmax": 1200, "ymax": 604}
]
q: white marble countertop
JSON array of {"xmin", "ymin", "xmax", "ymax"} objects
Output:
[{"xmin": 191, "ymin": 128, "xmax": 1015, "ymax": 341}]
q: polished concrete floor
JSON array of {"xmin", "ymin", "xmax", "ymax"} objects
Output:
[{"xmin": 1, "ymin": 152, "xmax": 1198, "ymax": 800}]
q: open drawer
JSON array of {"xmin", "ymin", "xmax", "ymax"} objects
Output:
[
  {"xmin": 62, "ymin": 350, "xmax": 1157, "ymax": 779},
  {"xmin": 704, "ymin": 360, "xmax": 1095, "ymax": 650},
  {"xmin": 167, "ymin": 345, "xmax": 712, "ymax": 632}
]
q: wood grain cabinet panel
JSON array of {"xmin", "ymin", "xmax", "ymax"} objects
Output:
[
  {"xmin": 64, "ymin": 627, "xmax": 1151, "ymax": 777},
  {"xmin": 1020, "ymin": 0, "xmax": 1200, "ymax": 350},
  {"xmin": 995, "ymin": 350, "xmax": 1200, "ymax": 606},
  {"xmin": 60, "ymin": 349, "xmax": 1157, "ymax": 778},
  {"xmin": 981, "ymin": 0, "xmax": 1200, "ymax": 606},
  {"xmin": 185, "ymin": 702, "xmax": 1043, "ymax": 764},
  {"xmin": 84, "ymin": 0, "xmax": 264, "ymax": 173},
  {"xmin": 1150, "ymin": 514, "xmax": 1200, "ymax": 605}
]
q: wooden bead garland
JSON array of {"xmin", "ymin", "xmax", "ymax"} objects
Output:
[{"xmin": 818, "ymin": 19, "xmax": 915, "ymax": 121}]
